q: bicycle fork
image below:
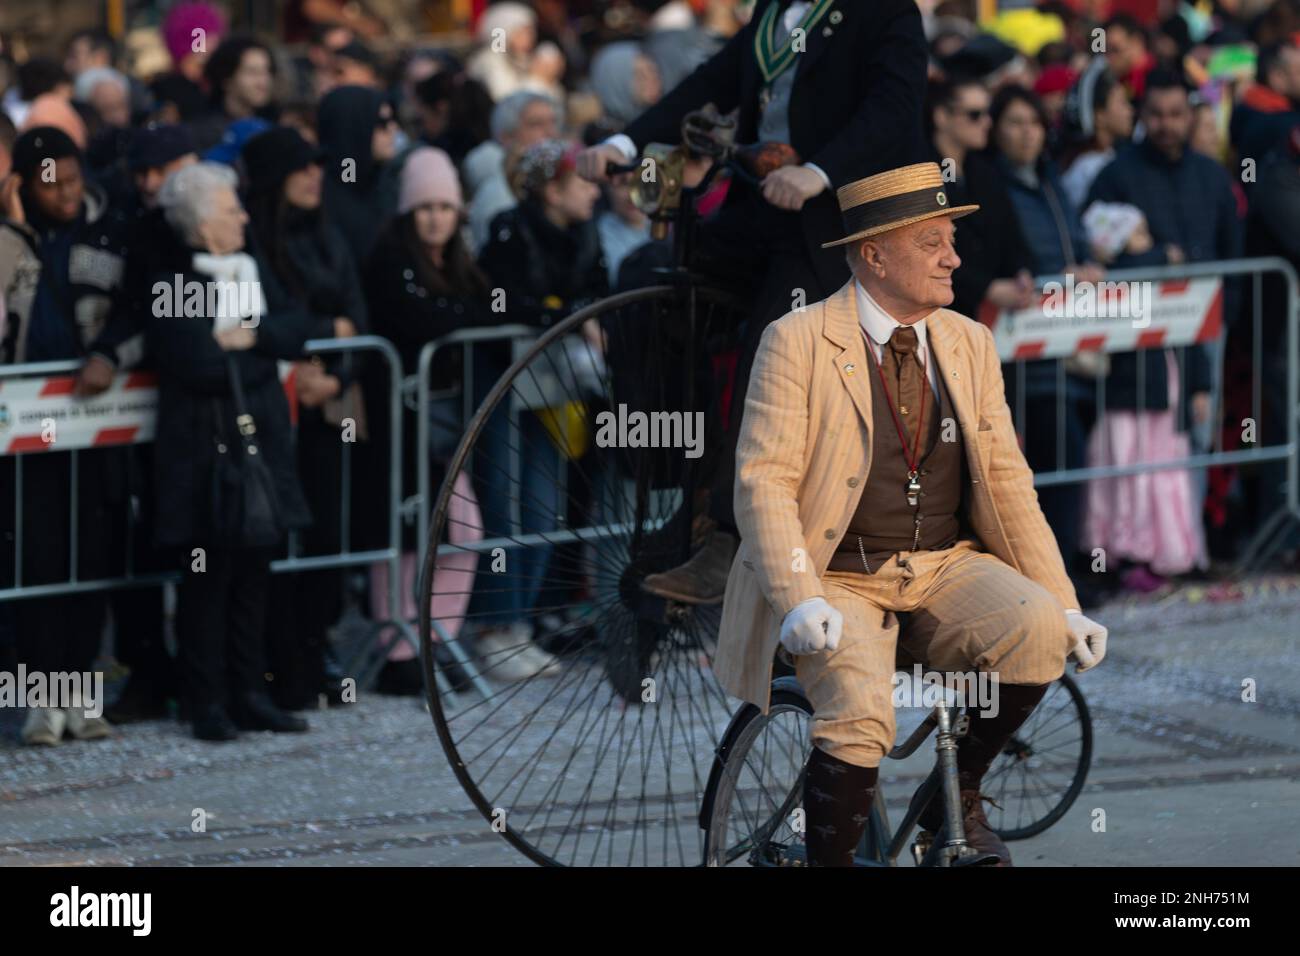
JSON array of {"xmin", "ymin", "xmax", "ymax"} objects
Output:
[
  {"xmin": 914, "ymin": 702, "xmax": 999, "ymax": 867},
  {"xmin": 931, "ymin": 702, "xmax": 972, "ymax": 865}
]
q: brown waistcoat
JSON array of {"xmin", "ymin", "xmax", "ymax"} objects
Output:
[{"xmin": 826, "ymin": 341, "xmax": 975, "ymax": 572}]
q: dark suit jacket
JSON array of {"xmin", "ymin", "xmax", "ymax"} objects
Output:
[{"xmin": 620, "ymin": 0, "xmax": 929, "ymax": 292}]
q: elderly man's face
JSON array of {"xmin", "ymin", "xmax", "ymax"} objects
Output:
[
  {"xmin": 90, "ymin": 80, "xmax": 131, "ymax": 128},
  {"xmin": 197, "ymin": 185, "xmax": 249, "ymax": 255},
  {"xmin": 507, "ymin": 101, "xmax": 558, "ymax": 150},
  {"xmin": 853, "ymin": 217, "xmax": 961, "ymax": 312}
]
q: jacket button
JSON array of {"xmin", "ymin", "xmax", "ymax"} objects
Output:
[
  {"xmin": 847, "ymin": 476, "xmax": 858, "ymax": 488},
  {"xmin": 825, "ymin": 529, "xmax": 836, "ymax": 539}
]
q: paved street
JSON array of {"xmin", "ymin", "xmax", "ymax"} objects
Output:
[{"xmin": 3, "ymin": 574, "xmax": 1299, "ymax": 867}]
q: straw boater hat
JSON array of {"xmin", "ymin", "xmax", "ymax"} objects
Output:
[{"xmin": 820, "ymin": 161, "xmax": 980, "ymax": 248}]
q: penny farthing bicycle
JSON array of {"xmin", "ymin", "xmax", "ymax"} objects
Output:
[
  {"xmin": 418, "ymin": 109, "xmax": 1093, "ymax": 866},
  {"xmin": 417, "ymin": 108, "xmax": 757, "ymax": 866}
]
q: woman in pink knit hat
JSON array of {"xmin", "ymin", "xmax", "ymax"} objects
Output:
[{"xmin": 354, "ymin": 146, "xmax": 539, "ymax": 692}]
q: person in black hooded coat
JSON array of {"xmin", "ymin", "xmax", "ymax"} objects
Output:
[
  {"xmin": 318, "ymin": 85, "xmax": 403, "ymax": 265},
  {"xmin": 241, "ymin": 125, "xmax": 369, "ymax": 711}
]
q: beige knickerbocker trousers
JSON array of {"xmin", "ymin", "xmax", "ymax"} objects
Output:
[{"xmin": 794, "ymin": 538, "xmax": 1076, "ymax": 769}]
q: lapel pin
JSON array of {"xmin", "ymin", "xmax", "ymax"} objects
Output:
[
  {"xmin": 823, "ymin": 26, "xmax": 833, "ymax": 37},
  {"xmin": 829, "ymin": 10, "xmax": 843, "ymax": 23},
  {"xmin": 845, "ymin": 363, "xmax": 856, "ymax": 374}
]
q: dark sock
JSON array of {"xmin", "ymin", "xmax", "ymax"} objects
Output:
[
  {"xmin": 803, "ymin": 745, "xmax": 879, "ymax": 867},
  {"xmin": 956, "ymin": 682, "xmax": 1050, "ymax": 791}
]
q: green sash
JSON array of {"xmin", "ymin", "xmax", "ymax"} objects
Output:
[{"xmin": 753, "ymin": 0, "xmax": 837, "ymax": 84}]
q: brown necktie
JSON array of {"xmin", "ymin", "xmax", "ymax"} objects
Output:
[{"xmin": 883, "ymin": 326, "xmax": 926, "ymax": 451}]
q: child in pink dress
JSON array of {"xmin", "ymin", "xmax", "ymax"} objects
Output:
[{"xmin": 1084, "ymin": 348, "xmax": 1209, "ymax": 589}]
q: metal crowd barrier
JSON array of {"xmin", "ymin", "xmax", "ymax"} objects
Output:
[
  {"xmin": 1002, "ymin": 256, "xmax": 1300, "ymax": 572},
  {"xmin": 413, "ymin": 323, "xmax": 537, "ymax": 581},
  {"xmin": 412, "ymin": 323, "xmax": 676, "ymax": 701},
  {"xmin": 6, "ymin": 253, "xmax": 1300, "ymax": 682},
  {"xmin": 413, "ymin": 325, "xmax": 660, "ymax": 555},
  {"xmin": 412, "ymin": 326, "xmax": 535, "ymax": 699},
  {"xmin": 0, "ymin": 335, "xmax": 419, "ymax": 692}
]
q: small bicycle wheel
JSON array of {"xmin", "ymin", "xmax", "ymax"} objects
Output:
[
  {"xmin": 701, "ymin": 682, "xmax": 815, "ymax": 867},
  {"xmin": 419, "ymin": 282, "xmax": 750, "ymax": 866},
  {"xmin": 982, "ymin": 672, "xmax": 1093, "ymax": 840}
]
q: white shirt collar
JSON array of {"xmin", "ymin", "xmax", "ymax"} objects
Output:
[{"xmin": 854, "ymin": 277, "xmax": 929, "ymax": 355}]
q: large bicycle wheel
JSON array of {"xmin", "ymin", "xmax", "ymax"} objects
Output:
[
  {"xmin": 419, "ymin": 283, "xmax": 750, "ymax": 866},
  {"xmin": 983, "ymin": 672, "xmax": 1093, "ymax": 840}
]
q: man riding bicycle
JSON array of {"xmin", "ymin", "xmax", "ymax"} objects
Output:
[{"xmin": 714, "ymin": 160, "xmax": 1109, "ymax": 866}]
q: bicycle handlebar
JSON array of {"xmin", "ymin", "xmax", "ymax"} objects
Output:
[{"xmin": 602, "ymin": 156, "xmax": 764, "ymax": 190}]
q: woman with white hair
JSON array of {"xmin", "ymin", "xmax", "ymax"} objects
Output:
[
  {"xmin": 467, "ymin": 2, "xmax": 539, "ymax": 101},
  {"xmin": 73, "ymin": 66, "xmax": 132, "ymax": 129},
  {"xmin": 148, "ymin": 161, "xmax": 315, "ymax": 741}
]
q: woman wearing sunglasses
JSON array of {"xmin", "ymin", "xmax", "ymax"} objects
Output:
[{"xmin": 317, "ymin": 85, "xmax": 404, "ymax": 264}]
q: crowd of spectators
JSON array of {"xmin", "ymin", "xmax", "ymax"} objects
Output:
[{"xmin": 0, "ymin": 0, "xmax": 1297, "ymax": 745}]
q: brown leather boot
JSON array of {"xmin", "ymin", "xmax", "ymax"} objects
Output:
[
  {"xmin": 639, "ymin": 528, "xmax": 738, "ymax": 605},
  {"xmin": 918, "ymin": 787, "xmax": 1012, "ymax": 866}
]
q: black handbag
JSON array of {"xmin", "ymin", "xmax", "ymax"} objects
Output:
[{"xmin": 209, "ymin": 354, "xmax": 284, "ymax": 548}]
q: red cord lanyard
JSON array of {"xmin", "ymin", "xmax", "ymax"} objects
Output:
[{"xmin": 864, "ymin": 328, "xmax": 928, "ymax": 503}]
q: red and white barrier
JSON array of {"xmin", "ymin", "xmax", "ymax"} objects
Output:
[
  {"xmin": 977, "ymin": 276, "xmax": 1224, "ymax": 362},
  {"xmin": 0, "ymin": 372, "xmax": 158, "ymax": 455}
]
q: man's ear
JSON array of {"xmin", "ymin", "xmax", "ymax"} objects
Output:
[{"xmin": 858, "ymin": 237, "xmax": 885, "ymax": 275}]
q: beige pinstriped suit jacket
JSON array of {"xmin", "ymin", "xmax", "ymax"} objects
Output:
[{"xmin": 714, "ymin": 277, "xmax": 1080, "ymax": 713}]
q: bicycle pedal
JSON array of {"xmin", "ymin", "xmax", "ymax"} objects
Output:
[
  {"xmin": 951, "ymin": 847, "xmax": 1002, "ymax": 867},
  {"xmin": 911, "ymin": 830, "xmax": 934, "ymax": 866}
]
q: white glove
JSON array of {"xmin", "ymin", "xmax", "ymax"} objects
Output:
[
  {"xmin": 779, "ymin": 597, "xmax": 842, "ymax": 656},
  {"xmin": 1066, "ymin": 610, "xmax": 1107, "ymax": 672}
]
